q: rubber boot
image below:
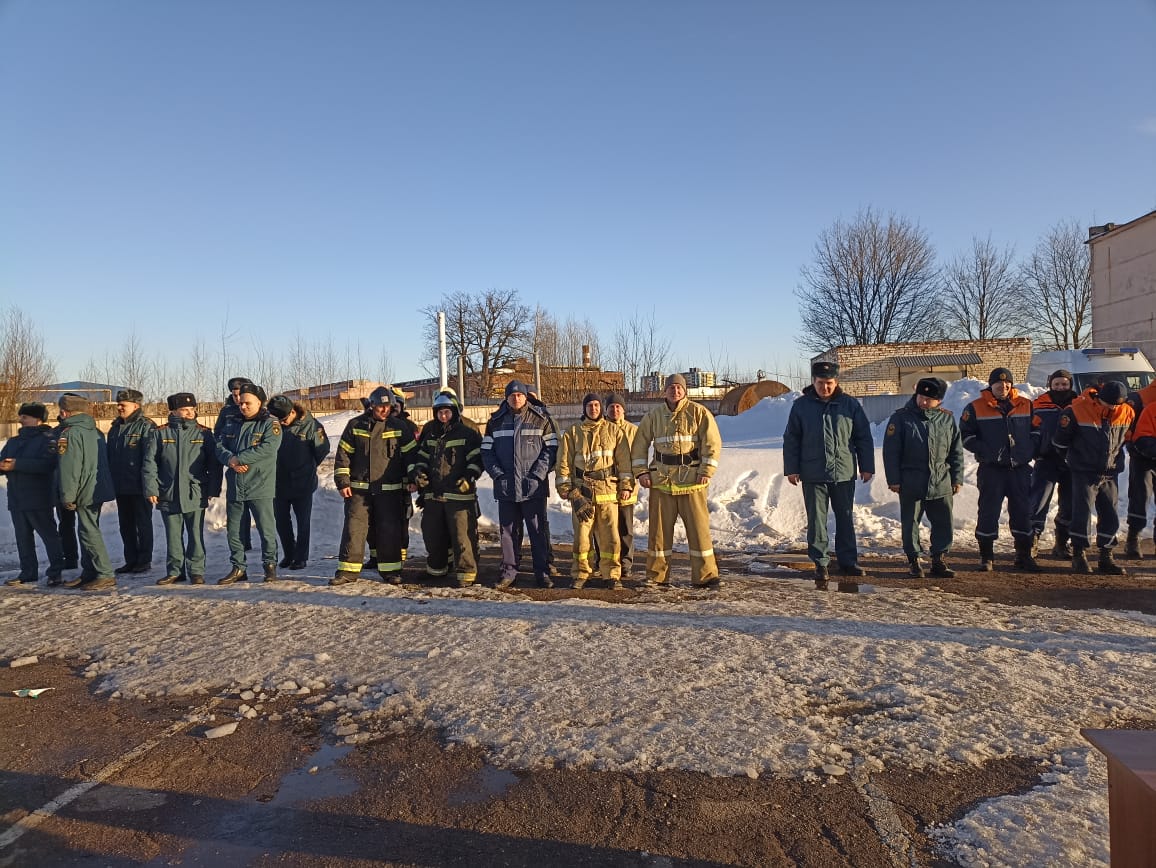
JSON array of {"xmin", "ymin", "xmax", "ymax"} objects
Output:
[
  {"xmin": 978, "ymin": 538, "xmax": 995, "ymax": 572},
  {"xmin": 1098, "ymin": 548, "xmax": 1126, "ymax": 575},
  {"xmin": 1071, "ymin": 547, "xmax": 1093, "ymax": 575},
  {"xmin": 908, "ymin": 556, "xmax": 925, "ymax": 578},
  {"xmin": 929, "ymin": 556, "xmax": 955, "ymax": 578},
  {"xmin": 1014, "ymin": 537, "xmax": 1043, "ymax": 573},
  {"xmin": 1051, "ymin": 527, "xmax": 1073, "ymax": 558},
  {"xmin": 1124, "ymin": 529, "xmax": 1143, "ymax": 559}
]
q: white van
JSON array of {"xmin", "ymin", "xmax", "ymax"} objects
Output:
[{"xmin": 1027, "ymin": 347, "xmax": 1156, "ymax": 393}]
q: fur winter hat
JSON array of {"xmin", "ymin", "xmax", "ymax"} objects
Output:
[
  {"xmin": 915, "ymin": 378, "xmax": 948, "ymax": 401},
  {"xmin": 18, "ymin": 402, "xmax": 48, "ymax": 422},
  {"xmin": 116, "ymin": 389, "xmax": 143, "ymax": 404},
  {"xmin": 167, "ymin": 393, "xmax": 197, "ymax": 411},
  {"xmin": 267, "ymin": 395, "xmax": 294, "ymax": 420},
  {"xmin": 58, "ymin": 393, "xmax": 91, "ymax": 413},
  {"xmin": 227, "ymin": 377, "xmax": 252, "ymax": 391}
]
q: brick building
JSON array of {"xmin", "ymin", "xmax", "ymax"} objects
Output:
[{"xmin": 811, "ymin": 338, "xmax": 1033, "ymax": 395}]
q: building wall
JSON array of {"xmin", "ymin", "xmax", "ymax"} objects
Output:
[
  {"xmin": 1091, "ymin": 212, "xmax": 1156, "ymax": 362},
  {"xmin": 813, "ymin": 338, "xmax": 1032, "ymax": 396}
]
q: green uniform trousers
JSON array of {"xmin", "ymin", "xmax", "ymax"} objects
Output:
[
  {"xmin": 645, "ymin": 488, "xmax": 717, "ymax": 585},
  {"xmin": 227, "ymin": 499, "xmax": 277, "ymax": 570},
  {"xmin": 76, "ymin": 503, "xmax": 114, "ymax": 579},
  {"xmin": 898, "ymin": 493, "xmax": 954, "ymax": 560},
  {"xmin": 161, "ymin": 509, "xmax": 207, "ymax": 577}
]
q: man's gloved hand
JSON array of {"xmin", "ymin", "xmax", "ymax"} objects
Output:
[
  {"xmin": 413, "ymin": 471, "xmax": 430, "ymax": 489},
  {"xmin": 572, "ymin": 495, "xmax": 595, "ymax": 522},
  {"xmin": 456, "ymin": 476, "xmax": 473, "ymax": 494}
]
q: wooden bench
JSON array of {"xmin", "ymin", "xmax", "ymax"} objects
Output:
[{"xmin": 1082, "ymin": 729, "xmax": 1156, "ymax": 867}]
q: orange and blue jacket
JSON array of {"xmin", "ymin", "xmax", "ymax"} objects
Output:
[
  {"xmin": 1131, "ymin": 401, "xmax": 1156, "ymax": 463},
  {"xmin": 1030, "ymin": 388, "xmax": 1076, "ymax": 461},
  {"xmin": 959, "ymin": 387, "xmax": 1034, "ymax": 467},
  {"xmin": 1052, "ymin": 394, "xmax": 1135, "ymax": 474}
]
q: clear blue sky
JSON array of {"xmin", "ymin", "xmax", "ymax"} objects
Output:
[{"xmin": 2, "ymin": 0, "xmax": 1154, "ymax": 390}]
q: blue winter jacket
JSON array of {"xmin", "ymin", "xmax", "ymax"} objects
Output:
[
  {"xmin": 276, "ymin": 409, "xmax": 331, "ymax": 498},
  {"xmin": 107, "ymin": 408, "xmax": 158, "ymax": 495},
  {"xmin": 1, "ymin": 424, "xmax": 58, "ymax": 512},
  {"xmin": 481, "ymin": 403, "xmax": 558, "ymax": 502},
  {"xmin": 143, "ymin": 415, "xmax": 223, "ymax": 514},
  {"xmin": 783, "ymin": 386, "xmax": 875, "ymax": 483}
]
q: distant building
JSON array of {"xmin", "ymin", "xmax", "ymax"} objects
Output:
[
  {"xmin": 398, "ymin": 357, "xmax": 625, "ymax": 407},
  {"xmin": 812, "ymin": 338, "xmax": 1033, "ymax": 395},
  {"xmin": 281, "ymin": 379, "xmax": 385, "ymax": 403},
  {"xmin": 1089, "ymin": 210, "xmax": 1156, "ymax": 362},
  {"xmin": 641, "ymin": 368, "xmax": 717, "ymax": 392},
  {"xmin": 23, "ymin": 381, "xmax": 122, "ymax": 404}
]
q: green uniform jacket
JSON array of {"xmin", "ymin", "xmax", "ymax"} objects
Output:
[
  {"xmin": 214, "ymin": 410, "xmax": 282, "ymax": 502},
  {"xmin": 56, "ymin": 413, "xmax": 115, "ymax": 507},
  {"xmin": 107, "ymin": 408, "xmax": 158, "ymax": 495},
  {"xmin": 630, "ymin": 398, "xmax": 721, "ymax": 495},
  {"xmin": 142, "ymin": 415, "xmax": 223, "ymax": 514},
  {"xmin": 557, "ymin": 417, "xmax": 633, "ymax": 504},
  {"xmin": 882, "ymin": 397, "xmax": 964, "ymax": 499},
  {"xmin": 782, "ymin": 386, "xmax": 875, "ymax": 483}
]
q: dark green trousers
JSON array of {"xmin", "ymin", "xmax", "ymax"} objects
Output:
[
  {"xmin": 898, "ymin": 493, "xmax": 954, "ymax": 559},
  {"xmin": 226, "ymin": 499, "xmax": 277, "ymax": 570}
]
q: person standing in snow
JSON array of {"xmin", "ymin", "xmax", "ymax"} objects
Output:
[
  {"xmin": 882, "ymin": 378, "xmax": 963, "ymax": 578},
  {"xmin": 266, "ymin": 395, "xmax": 330, "ymax": 571},
  {"xmin": 783, "ymin": 361, "xmax": 875, "ymax": 590},
  {"xmin": 106, "ymin": 387, "xmax": 157, "ymax": 574},
  {"xmin": 1029, "ymin": 369, "xmax": 1077, "ymax": 558},
  {"xmin": 55, "ymin": 393, "xmax": 117, "ymax": 590},
  {"xmin": 1, "ymin": 402, "xmax": 65, "ymax": 586}
]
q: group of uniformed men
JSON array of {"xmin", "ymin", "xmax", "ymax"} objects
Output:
[{"xmin": 7, "ymin": 361, "xmax": 1156, "ymax": 592}]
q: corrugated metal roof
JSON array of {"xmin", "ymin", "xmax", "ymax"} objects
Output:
[{"xmin": 893, "ymin": 353, "xmax": 982, "ymax": 369}]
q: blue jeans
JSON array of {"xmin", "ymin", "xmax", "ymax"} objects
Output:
[{"xmin": 498, "ymin": 498, "xmax": 549, "ymax": 582}]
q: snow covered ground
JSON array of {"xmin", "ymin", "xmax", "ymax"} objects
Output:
[{"xmin": 2, "ymin": 379, "xmax": 1153, "ymax": 867}]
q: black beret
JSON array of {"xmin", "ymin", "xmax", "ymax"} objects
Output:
[
  {"xmin": 116, "ymin": 389, "xmax": 143, "ymax": 404},
  {"xmin": 238, "ymin": 382, "xmax": 266, "ymax": 404},
  {"xmin": 988, "ymin": 367, "xmax": 1014, "ymax": 385},
  {"xmin": 915, "ymin": 377, "xmax": 948, "ymax": 401},
  {"xmin": 811, "ymin": 361, "xmax": 840, "ymax": 379},
  {"xmin": 167, "ymin": 392, "xmax": 197, "ymax": 411},
  {"xmin": 18, "ymin": 402, "xmax": 48, "ymax": 422},
  {"xmin": 267, "ymin": 395, "xmax": 294, "ymax": 420}
]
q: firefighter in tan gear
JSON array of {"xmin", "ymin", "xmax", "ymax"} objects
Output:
[
  {"xmin": 631, "ymin": 374, "xmax": 723, "ymax": 588},
  {"xmin": 599, "ymin": 393, "xmax": 638, "ymax": 578},
  {"xmin": 556, "ymin": 393, "xmax": 633, "ymax": 590}
]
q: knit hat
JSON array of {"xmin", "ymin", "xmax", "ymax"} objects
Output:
[
  {"xmin": 581, "ymin": 392, "xmax": 602, "ymax": 419},
  {"xmin": 116, "ymin": 388, "xmax": 143, "ymax": 404},
  {"xmin": 58, "ymin": 393, "xmax": 91, "ymax": 413},
  {"xmin": 988, "ymin": 367, "xmax": 1014, "ymax": 385},
  {"xmin": 604, "ymin": 392, "xmax": 627, "ymax": 409},
  {"xmin": 1098, "ymin": 380, "xmax": 1128, "ymax": 405},
  {"xmin": 267, "ymin": 395, "xmax": 294, "ymax": 420},
  {"xmin": 1048, "ymin": 369, "xmax": 1074, "ymax": 386},
  {"xmin": 166, "ymin": 392, "xmax": 197, "ymax": 411},
  {"xmin": 811, "ymin": 361, "xmax": 840, "ymax": 379},
  {"xmin": 227, "ymin": 377, "xmax": 252, "ymax": 391},
  {"xmin": 915, "ymin": 377, "xmax": 948, "ymax": 401},
  {"xmin": 664, "ymin": 373, "xmax": 687, "ymax": 389},
  {"xmin": 17, "ymin": 402, "xmax": 48, "ymax": 422},
  {"xmin": 505, "ymin": 380, "xmax": 530, "ymax": 397},
  {"xmin": 237, "ymin": 382, "xmax": 266, "ymax": 404}
]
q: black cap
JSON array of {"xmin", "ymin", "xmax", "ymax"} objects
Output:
[
  {"xmin": 505, "ymin": 380, "xmax": 529, "ymax": 397},
  {"xmin": 1098, "ymin": 380, "xmax": 1128, "ymax": 405},
  {"xmin": 988, "ymin": 367, "xmax": 1014, "ymax": 385},
  {"xmin": 227, "ymin": 377, "xmax": 252, "ymax": 391},
  {"xmin": 267, "ymin": 395, "xmax": 294, "ymax": 420},
  {"xmin": 1048, "ymin": 369, "xmax": 1074, "ymax": 385},
  {"xmin": 116, "ymin": 388, "xmax": 143, "ymax": 404},
  {"xmin": 237, "ymin": 382, "xmax": 266, "ymax": 404},
  {"xmin": 17, "ymin": 402, "xmax": 48, "ymax": 422},
  {"xmin": 915, "ymin": 377, "xmax": 948, "ymax": 401},
  {"xmin": 812, "ymin": 361, "xmax": 840, "ymax": 379},
  {"xmin": 167, "ymin": 392, "xmax": 197, "ymax": 411}
]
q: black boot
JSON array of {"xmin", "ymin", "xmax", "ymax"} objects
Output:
[
  {"xmin": 1029, "ymin": 531, "xmax": 1041, "ymax": 559},
  {"xmin": 1124, "ymin": 529, "xmax": 1143, "ymax": 559},
  {"xmin": 978, "ymin": 538, "xmax": 995, "ymax": 572},
  {"xmin": 1071, "ymin": 547, "xmax": 1093, "ymax": 574},
  {"xmin": 217, "ymin": 568, "xmax": 248, "ymax": 585},
  {"xmin": 814, "ymin": 564, "xmax": 829, "ymax": 590},
  {"xmin": 1051, "ymin": 527, "xmax": 1073, "ymax": 558},
  {"xmin": 1098, "ymin": 548, "xmax": 1126, "ymax": 575},
  {"xmin": 929, "ymin": 556, "xmax": 955, "ymax": 578},
  {"xmin": 1014, "ymin": 537, "xmax": 1043, "ymax": 573},
  {"xmin": 908, "ymin": 556, "xmax": 925, "ymax": 578}
]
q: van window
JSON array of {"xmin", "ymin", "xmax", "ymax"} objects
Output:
[{"xmin": 1073, "ymin": 372, "xmax": 1155, "ymax": 393}]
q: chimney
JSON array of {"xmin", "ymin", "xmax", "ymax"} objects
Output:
[{"xmin": 582, "ymin": 345, "xmax": 591, "ymax": 367}]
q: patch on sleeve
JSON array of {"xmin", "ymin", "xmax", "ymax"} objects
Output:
[
  {"xmin": 961, "ymin": 410, "xmax": 971, "ymax": 421},
  {"xmin": 271, "ymin": 422, "xmax": 282, "ymax": 436},
  {"xmin": 57, "ymin": 436, "xmax": 68, "ymax": 455},
  {"xmin": 885, "ymin": 423, "xmax": 896, "ymax": 437},
  {"xmin": 1059, "ymin": 414, "xmax": 1071, "ymax": 428}
]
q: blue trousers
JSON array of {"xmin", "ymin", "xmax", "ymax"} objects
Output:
[
  {"xmin": 1126, "ymin": 455, "xmax": 1156, "ymax": 532},
  {"xmin": 1069, "ymin": 471, "xmax": 1121, "ymax": 550},
  {"xmin": 803, "ymin": 480, "xmax": 858, "ymax": 567},
  {"xmin": 498, "ymin": 498, "xmax": 549, "ymax": 582},
  {"xmin": 975, "ymin": 464, "xmax": 1033, "ymax": 540},
  {"xmin": 10, "ymin": 508, "xmax": 64, "ymax": 581},
  {"xmin": 1030, "ymin": 458, "xmax": 1072, "ymax": 534},
  {"xmin": 274, "ymin": 493, "xmax": 314, "ymax": 563}
]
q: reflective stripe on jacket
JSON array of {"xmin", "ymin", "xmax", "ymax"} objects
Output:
[
  {"xmin": 334, "ymin": 410, "xmax": 417, "ymax": 494},
  {"xmin": 1052, "ymin": 395, "xmax": 1134, "ymax": 474},
  {"xmin": 214, "ymin": 411, "xmax": 282, "ymax": 502},
  {"xmin": 959, "ymin": 387, "xmax": 1034, "ymax": 467},
  {"xmin": 631, "ymin": 398, "xmax": 721, "ymax": 495},
  {"xmin": 556, "ymin": 417, "xmax": 633, "ymax": 504},
  {"xmin": 481, "ymin": 403, "xmax": 558, "ymax": 502},
  {"xmin": 143, "ymin": 416, "xmax": 223, "ymax": 513}
]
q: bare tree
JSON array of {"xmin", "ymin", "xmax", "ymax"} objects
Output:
[
  {"xmin": 1019, "ymin": 219, "xmax": 1092, "ymax": 350},
  {"xmin": 941, "ymin": 236, "xmax": 1022, "ymax": 340},
  {"xmin": 0, "ymin": 307, "xmax": 55, "ymax": 420},
  {"xmin": 420, "ymin": 289, "xmax": 533, "ymax": 399},
  {"xmin": 795, "ymin": 208, "xmax": 943, "ymax": 353},
  {"xmin": 612, "ymin": 308, "xmax": 671, "ymax": 392},
  {"xmin": 115, "ymin": 328, "xmax": 152, "ymax": 398}
]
